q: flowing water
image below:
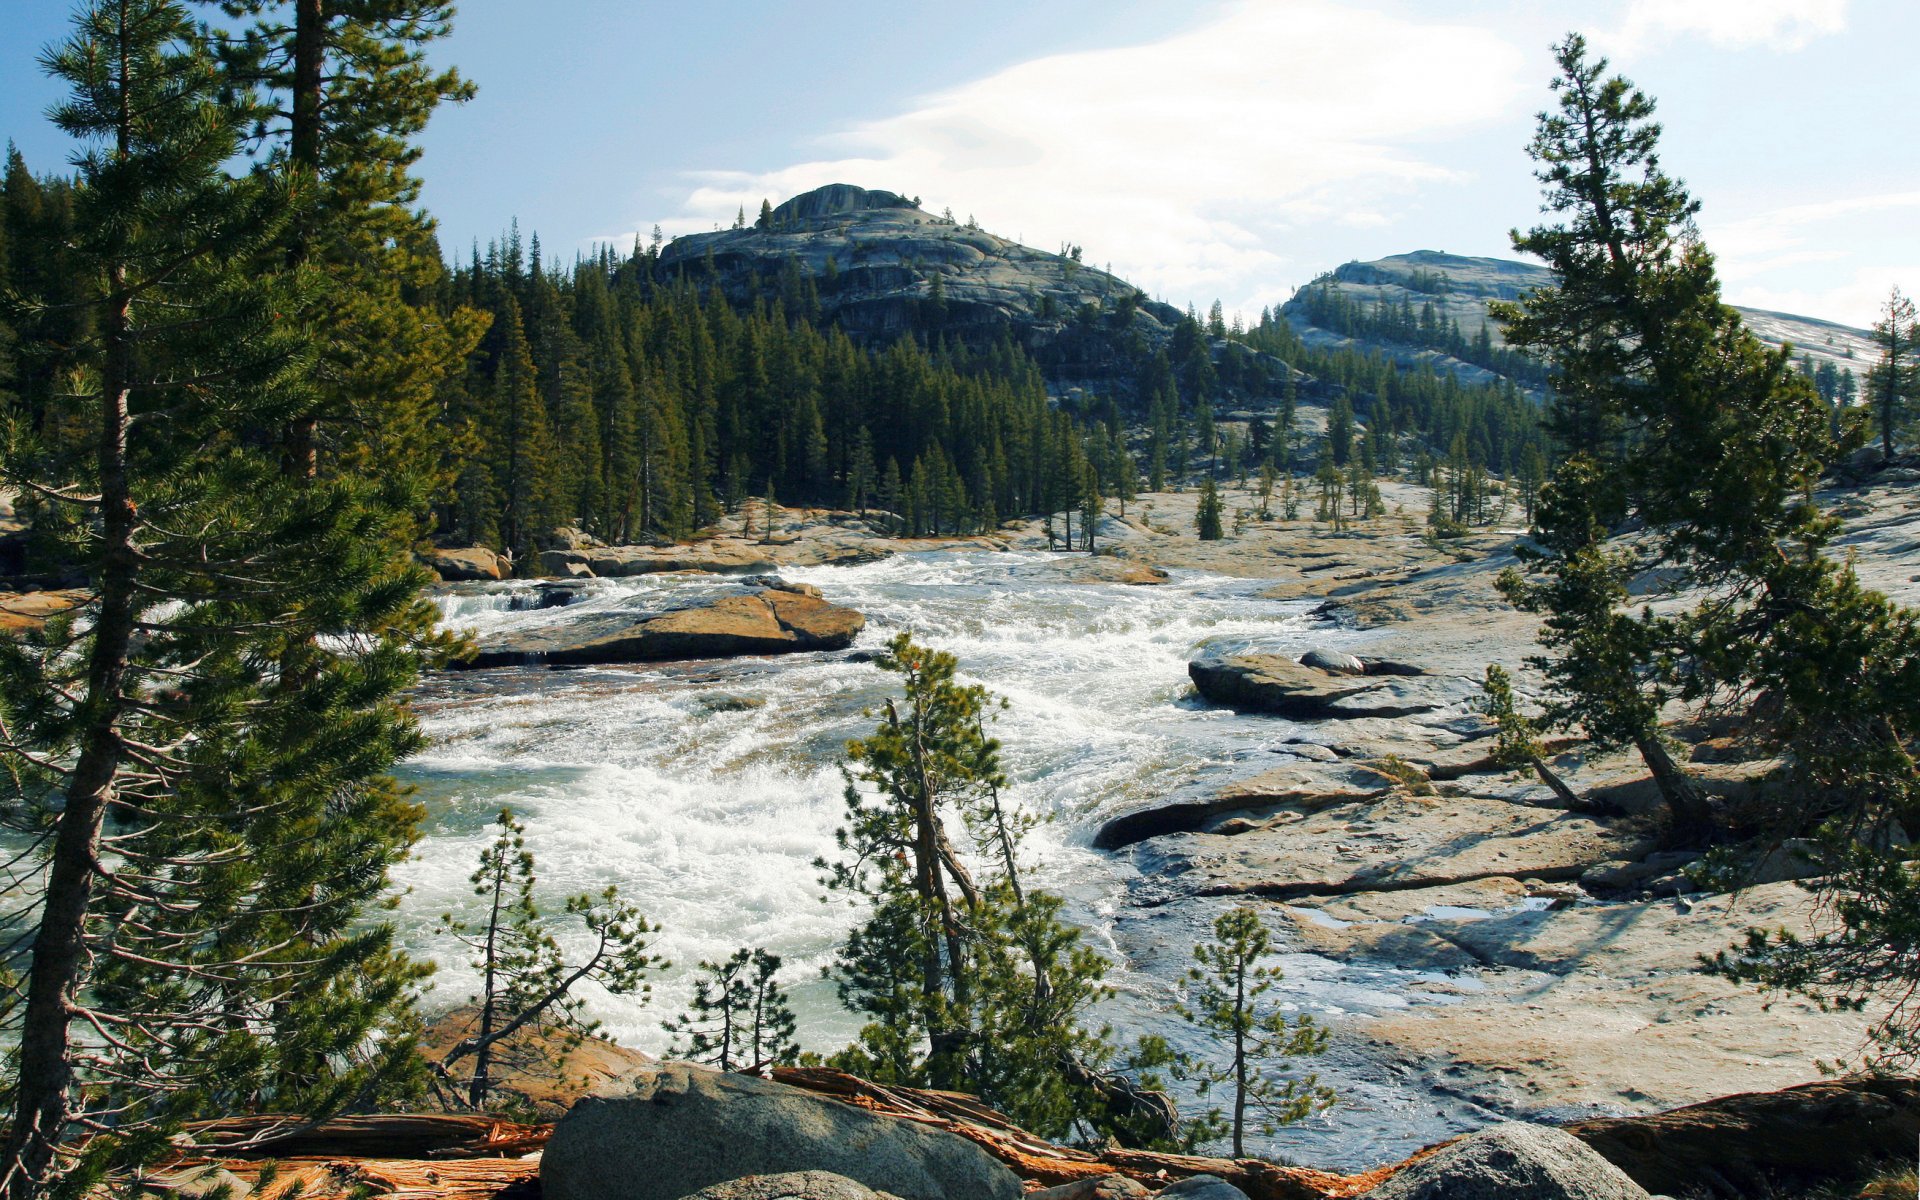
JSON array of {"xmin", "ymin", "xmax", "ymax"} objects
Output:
[{"xmin": 401, "ymin": 551, "xmax": 1497, "ymax": 1169}]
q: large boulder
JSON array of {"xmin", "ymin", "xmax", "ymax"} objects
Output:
[
  {"xmin": 539, "ymin": 549, "xmax": 595, "ymax": 578},
  {"xmin": 1028, "ymin": 1176, "xmax": 1151, "ymax": 1200},
  {"xmin": 680, "ymin": 1172, "xmax": 903, "ymax": 1200},
  {"xmin": 0, "ymin": 589, "xmax": 89, "ymax": 635},
  {"xmin": 1154, "ymin": 1177, "xmax": 1249, "ymax": 1200},
  {"xmin": 1188, "ymin": 653, "xmax": 1460, "ymax": 720},
  {"xmin": 456, "ymin": 588, "xmax": 864, "ymax": 669},
  {"xmin": 539, "ymin": 1063, "xmax": 1022, "ymax": 1200},
  {"xmin": 1364, "ymin": 1124, "xmax": 1649, "ymax": 1200},
  {"xmin": 422, "ymin": 546, "xmax": 508, "ymax": 582},
  {"xmin": 1565, "ymin": 1076, "xmax": 1920, "ymax": 1196}
]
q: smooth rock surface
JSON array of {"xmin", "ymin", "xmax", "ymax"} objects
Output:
[
  {"xmin": 1028, "ymin": 1175, "xmax": 1152, "ymax": 1200},
  {"xmin": 679, "ymin": 1172, "xmax": 904, "ymax": 1200},
  {"xmin": 1300, "ymin": 647, "xmax": 1367, "ymax": 675},
  {"xmin": 0, "ymin": 588, "xmax": 88, "ymax": 634},
  {"xmin": 422, "ymin": 545, "xmax": 508, "ymax": 582},
  {"xmin": 457, "ymin": 588, "xmax": 864, "ymax": 669},
  {"xmin": 1364, "ymin": 1124, "xmax": 1650, "ymax": 1200},
  {"xmin": 1188, "ymin": 653, "xmax": 1463, "ymax": 720},
  {"xmin": 1153, "ymin": 1175, "xmax": 1251, "ymax": 1200},
  {"xmin": 540, "ymin": 1063, "xmax": 1022, "ymax": 1200},
  {"xmin": 1566, "ymin": 1076, "xmax": 1920, "ymax": 1195}
]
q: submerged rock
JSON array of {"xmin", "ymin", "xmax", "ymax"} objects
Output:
[
  {"xmin": 540, "ymin": 1063, "xmax": 1021, "ymax": 1200},
  {"xmin": 1363, "ymin": 1124, "xmax": 1649, "ymax": 1200}
]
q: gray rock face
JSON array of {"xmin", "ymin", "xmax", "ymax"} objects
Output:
[
  {"xmin": 1188, "ymin": 653, "xmax": 1463, "ymax": 720},
  {"xmin": 1028, "ymin": 1175, "xmax": 1152, "ymax": 1200},
  {"xmin": 1154, "ymin": 1176, "xmax": 1250, "ymax": 1200},
  {"xmin": 771, "ymin": 185, "xmax": 913, "ymax": 223},
  {"xmin": 1363, "ymin": 1123, "xmax": 1650, "ymax": 1200},
  {"xmin": 657, "ymin": 185, "xmax": 1289, "ymax": 402},
  {"xmin": 1283, "ymin": 250, "xmax": 1872, "ymax": 395},
  {"xmin": 680, "ymin": 1172, "xmax": 903, "ymax": 1200},
  {"xmin": 539, "ymin": 1063, "xmax": 1022, "ymax": 1200}
]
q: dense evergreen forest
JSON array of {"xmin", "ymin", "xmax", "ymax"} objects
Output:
[
  {"xmin": 432, "ymin": 234, "xmax": 1141, "ymax": 555},
  {"xmin": 1235, "ymin": 308, "xmax": 1549, "ymax": 480},
  {"xmin": 0, "ymin": 145, "xmax": 1553, "ymax": 576}
]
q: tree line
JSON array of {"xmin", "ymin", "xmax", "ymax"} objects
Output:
[{"xmin": 427, "ymin": 237, "xmax": 1128, "ymax": 559}]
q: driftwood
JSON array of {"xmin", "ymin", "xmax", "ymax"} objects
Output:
[
  {"xmin": 1567, "ymin": 1076, "xmax": 1920, "ymax": 1195},
  {"xmin": 216, "ymin": 1155, "xmax": 540, "ymax": 1200},
  {"xmin": 182, "ymin": 1113, "xmax": 550, "ymax": 1160}
]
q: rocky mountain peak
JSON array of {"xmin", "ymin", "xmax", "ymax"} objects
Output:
[
  {"xmin": 769, "ymin": 184, "xmax": 917, "ymax": 226},
  {"xmin": 656, "ymin": 184, "xmax": 1271, "ymax": 404}
]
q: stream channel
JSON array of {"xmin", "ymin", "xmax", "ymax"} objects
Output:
[{"xmin": 404, "ymin": 550, "xmax": 1505, "ymax": 1170}]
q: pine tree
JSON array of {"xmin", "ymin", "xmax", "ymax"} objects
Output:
[
  {"xmin": 1, "ymin": 5, "xmax": 451, "ymax": 1189},
  {"xmin": 437, "ymin": 809, "xmax": 665, "ymax": 1108},
  {"xmin": 210, "ymin": 0, "xmax": 482, "ymax": 487},
  {"xmin": 1493, "ymin": 33, "xmax": 1783, "ymax": 837},
  {"xmin": 1195, "ymin": 478, "xmax": 1224, "ymax": 541},
  {"xmin": 665, "ymin": 948, "xmax": 799, "ymax": 1072},
  {"xmin": 487, "ymin": 296, "xmax": 558, "ymax": 566},
  {"xmin": 820, "ymin": 635, "xmax": 1125, "ymax": 1137},
  {"xmin": 1868, "ymin": 288, "xmax": 1917, "ymax": 465},
  {"xmin": 1477, "ymin": 665, "xmax": 1584, "ymax": 809},
  {"xmin": 1171, "ymin": 908, "xmax": 1334, "ymax": 1157},
  {"xmin": 1326, "ymin": 396, "xmax": 1353, "ymax": 466}
]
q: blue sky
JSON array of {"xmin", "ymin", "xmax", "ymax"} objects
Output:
[{"xmin": 3, "ymin": 0, "xmax": 1915, "ymax": 327}]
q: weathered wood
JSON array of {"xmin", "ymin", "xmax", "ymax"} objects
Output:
[
  {"xmin": 1567, "ymin": 1076, "xmax": 1920, "ymax": 1195},
  {"xmin": 219, "ymin": 1155, "xmax": 540, "ymax": 1200},
  {"xmin": 769, "ymin": 1066, "xmax": 1388, "ymax": 1199},
  {"xmin": 184, "ymin": 1113, "xmax": 550, "ymax": 1160}
]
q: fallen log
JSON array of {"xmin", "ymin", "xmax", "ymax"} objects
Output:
[
  {"xmin": 218, "ymin": 1155, "xmax": 541, "ymax": 1200},
  {"xmin": 182, "ymin": 1113, "xmax": 550, "ymax": 1160},
  {"xmin": 769, "ymin": 1066, "xmax": 1391, "ymax": 1199}
]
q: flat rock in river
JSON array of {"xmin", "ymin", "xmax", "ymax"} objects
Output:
[
  {"xmin": 1188, "ymin": 653, "xmax": 1468, "ymax": 720},
  {"xmin": 1147, "ymin": 789, "xmax": 1652, "ymax": 900},
  {"xmin": 456, "ymin": 587, "xmax": 864, "ymax": 669}
]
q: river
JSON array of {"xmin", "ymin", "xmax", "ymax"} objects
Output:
[{"xmin": 402, "ymin": 551, "xmax": 1495, "ymax": 1169}]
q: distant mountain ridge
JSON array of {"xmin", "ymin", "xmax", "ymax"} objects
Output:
[
  {"xmin": 657, "ymin": 192, "xmax": 1873, "ymax": 411},
  {"xmin": 1281, "ymin": 249, "xmax": 1874, "ymax": 394}
]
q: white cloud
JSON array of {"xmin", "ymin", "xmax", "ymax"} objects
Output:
[
  {"xmin": 1710, "ymin": 191, "xmax": 1920, "ymax": 264},
  {"xmin": 1706, "ymin": 191, "xmax": 1920, "ymax": 325},
  {"xmin": 1607, "ymin": 0, "xmax": 1849, "ymax": 53},
  {"xmin": 647, "ymin": 0, "xmax": 1530, "ymax": 315},
  {"xmin": 1727, "ymin": 265, "xmax": 1920, "ymax": 332}
]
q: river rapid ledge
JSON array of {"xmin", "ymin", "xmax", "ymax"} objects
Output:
[{"xmin": 395, "ymin": 480, "xmax": 1917, "ymax": 1172}]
